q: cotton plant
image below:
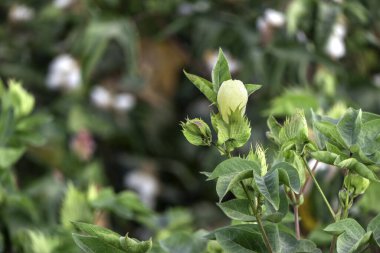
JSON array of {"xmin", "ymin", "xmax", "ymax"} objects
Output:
[{"xmin": 71, "ymin": 49, "xmax": 380, "ymax": 253}]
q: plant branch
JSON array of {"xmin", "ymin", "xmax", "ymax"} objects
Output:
[
  {"xmin": 240, "ymin": 182, "xmax": 273, "ymax": 253},
  {"xmin": 294, "ymin": 204, "xmax": 300, "ymax": 240},
  {"xmin": 302, "ymin": 158, "xmax": 336, "ymax": 220},
  {"xmin": 300, "ymin": 160, "xmax": 319, "ymax": 195}
]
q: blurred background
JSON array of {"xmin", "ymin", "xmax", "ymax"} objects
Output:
[{"xmin": 1, "ymin": 0, "xmax": 380, "ymax": 252}]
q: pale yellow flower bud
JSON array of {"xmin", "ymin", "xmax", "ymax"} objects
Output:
[{"xmin": 217, "ymin": 80, "xmax": 248, "ymax": 123}]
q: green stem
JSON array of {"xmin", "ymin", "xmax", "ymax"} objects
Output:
[
  {"xmin": 303, "ymin": 158, "xmax": 336, "ymax": 220},
  {"xmin": 240, "ymin": 182, "xmax": 273, "ymax": 253}
]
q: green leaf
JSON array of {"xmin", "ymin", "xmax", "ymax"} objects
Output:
[
  {"xmin": 211, "ymin": 48, "xmax": 232, "ymax": 92},
  {"xmin": 159, "ymin": 231, "xmax": 207, "ymax": 253},
  {"xmin": 209, "ymin": 158, "xmax": 261, "ymax": 180},
  {"xmin": 61, "ymin": 184, "xmax": 93, "ymax": 229},
  {"xmin": 254, "ymin": 169, "xmax": 280, "ymax": 210},
  {"xmin": 215, "ymin": 172, "xmax": 253, "ymax": 202},
  {"xmin": 184, "ymin": 71, "xmax": 217, "ymax": 103},
  {"xmin": 272, "ymin": 162, "xmax": 301, "ymax": 193},
  {"xmin": 245, "ymin": 84, "xmax": 262, "ymax": 96},
  {"xmin": 310, "ymin": 151, "xmax": 339, "ymax": 165},
  {"xmin": 267, "ymin": 116, "xmax": 282, "ymax": 144},
  {"xmin": 314, "ymin": 121, "xmax": 346, "ymax": 149},
  {"xmin": 217, "ymin": 199, "xmax": 255, "ymax": 222},
  {"xmin": 324, "ymin": 218, "xmax": 369, "ymax": 253},
  {"xmin": 336, "ymin": 158, "xmax": 380, "ymax": 182},
  {"xmin": 207, "ymin": 224, "xmax": 265, "ymax": 253},
  {"xmin": 73, "ymin": 234, "xmax": 126, "ymax": 253},
  {"xmin": 0, "ymin": 146, "xmax": 25, "ymax": 169},
  {"xmin": 263, "ymin": 189, "xmax": 289, "ymax": 223},
  {"xmin": 72, "ymin": 222, "xmax": 121, "ymax": 248},
  {"xmin": 367, "ymin": 213, "xmax": 380, "ymax": 247},
  {"xmin": 336, "ymin": 108, "xmax": 362, "ymax": 148}
]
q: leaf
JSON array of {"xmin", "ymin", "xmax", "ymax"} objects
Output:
[
  {"xmin": 254, "ymin": 169, "xmax": 280, "ymax": 210},
  {"xmin": 310, "ymin": 151, "xmax": 339, "ymax": 165},
  {"xmin": 211, "ymin": 48, "xmax": 232, "ymax": 92},
  {"xmin": 267, "ymin": 116, "xmax": 282, "ymax": 144},
  {"xmin": 0, "ymin": 146, "xmax": 25, "ymax": 169},
  {"xmin": 207, "ymin": 224, "xmax": 265, "ymax": 253},
  {"xmin": 209, "ymin": 158, "xmax": 261, "ymax": 180},
  {"xmin": 159, "ymin": 232, "xmax": 207, "ymax": 253},
  {"xmin": 72, "ymin": 222, "xmax": 121, "ymax": 248},
  {"xmin": 263, "ymin": 189, "xmax": 289, "ymax": 223},
  {"xmin": 215, "ymin": 172, "xmax": 253, "ymax": 202},
  {"xmin": 217, "ymin": 199, "xmax": 255, "ymax": 222},
  {"xmin": 272, "ymin": 162, "xmax": 301, "ymax": 194},
  {"xmin": 324, "ymin": 218, "xmax": 369, "ymax": 253},
  {"xmin": 367, "ymin": 213, "xmax": 380, "ymax": 247},
  {"xmin": 336, "ymin": 108, "xmax": 362, "ymax": 148},
  {"xmin": 61, "ymin": 184, "xmax": 93, "ymax": 229},
  {"xmin": 72, "ymin": 234, "xmax": 126, "ymax": 253},
  {"xmin": 184, "ymin": 70, "xmax": 217, "ymax": 103},
  {"xmin": 314, "ymin": 121, "xmax": 346, "ymax": 149},
  {"xmin": 245, "ymin": 84, "xmax": 262, "ymax": 96},
  {"xmin": 336, "ymin": 158, "xmax": 380, "ymax": 182}
]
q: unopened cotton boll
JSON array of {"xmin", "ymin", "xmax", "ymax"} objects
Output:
[
  {"xmin": 264, "ymin": 9, "xmax": 285, "ymax": 27},
  {"xmin": 90, "ymin": 86, "xmax": 112, "ymax": 109},
  {"xmin": 325, "ymin": 35, "xmax": 346, "ymax": 59},
  {"xmin": 9, "ymin": 5, "xmax": 34, "ymax": 22},
  {"xmin": 46, "ymin": 54, "xmax": 81, "ymax": 90},
  {"xmin": 113, "ymin": 93, "xmax": 136, "ymax": 112},
  {"xmin": 217, "ymin": 80, "xmax": 248, "ymax": 123}
]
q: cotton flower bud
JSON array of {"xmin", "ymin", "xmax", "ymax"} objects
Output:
[
  {"xmin": 217, "ymin": 80, "xmax": 248, "ymax": 123},
  {"xmin": 344, "ymin": 174, "xmax": 370, "ymax": 196},
  {"xmin": 181, "ymin": 118, "xmax": 212, "ymax": 146}
]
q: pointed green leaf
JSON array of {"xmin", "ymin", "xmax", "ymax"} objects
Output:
[
  {"xmin": 209, "ymin": 158, "xmax": 261, "ymax": 180},
  {"xmin": 272, "ymin": 162, "xmax": 301, "ymax": 193},
  {"xmin": 336, "ymin": 158, "xmax": 380, "ymax": 182},
  {"xmin": 212, "ymin": 48, "xmax": 231, "ymax": 92},
  {"xmin": 184, "ymin": 71, "xmax": 216, "ymax": 103},
  {"xmin": 72, "ymin": 234, "xmax": 126, "ymax": 253},
  {"xmin": 367, "ymin": 213, "xmax": 380, "ymax": 247},
  {"xmin": 217, "ymin": 199, "xmax": 255, "ymax": 222},
  {"xmin": 254, "ymin": 170, "xmax": 280, "ymax": 210},
  {"xmin": 245, "ymin": 84, "xmax": 262, "ymax": 96},
  {"xmin": 336, "ymin": 108, "xmax": 362, "ymax": 148},
  {"xmin": 324, "ymin": 218, "xmax": 370, "ymax": 253}
]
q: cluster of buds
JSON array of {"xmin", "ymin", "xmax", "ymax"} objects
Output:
[{"xmin": 90, "ymin": 86, "xmax": 136, "ymax": 113}]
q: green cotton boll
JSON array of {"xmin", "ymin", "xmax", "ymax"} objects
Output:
[
  {"xmin": 344, "ymin": 174, "xmax": 370, "ymax": 196},
  {"xmin": 217, "ymin": 80, "xmax": 248, "ymax": 123},
  {"xmin": 8, "ymin": 80, "xmax": 35, "ymax": 118},
  {"xmin": 181, "ymin": 118, "xmax": 212, "ymax": 146}
]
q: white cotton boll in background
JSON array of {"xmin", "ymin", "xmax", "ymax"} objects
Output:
[
  {"xmin": 46, "ymin": 54, "xmax": 81, "ymax": 91},
  {"xmin": 53, "ymin": 0, "xmax": 75, "ymax": 9},
  {"xmin": 373, "ymin": 74, "xmax": 380, "ymax": 88},
  {"xmin": 256, "ymin": 17, "xmax": 269, "ymax": 33},
  {"xmin": 113, "ymin": 93, "xmax": 136, "ymax": 112},
  {"xmin": 332, "ymin": 23, "xmax": 346, "ymax": 38},
  {"xmin": 9, "ymin": 5, "xmax": 34, "ymax": 22},
  {"xmin": 308, "ymin": 159, "xmax": 329, "ymax": 172},
  {"xmin": 125, "ymin": 171, "xmax": 159, "ymax": 208},
  {"xmin": 325, "ymin": 35, "xmax": 346, "ymax": 59},
  {"xmin": 264, "ymin": 9, "xmax": 285, "ymax": 27},
  {"xmin": 90, "ymin": 86, "xmax": 112, "ymax": 109}
]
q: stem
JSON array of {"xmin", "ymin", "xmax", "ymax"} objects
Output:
[
  {"xmin": 300, "ymin": 160, "xmax": 319, "ymax": 195},
  {"xmin": 303, "ymin": 158, "xmax": 336, "ymax": 220},
  {"xmin": 294, "ymin": 204, "xmax": 300, "ymax": 240},
  {"xmin": 289, "ymin": 191, "xmax": 301, "ymax": 239},
  {"xmin": 240, "ymin": 182, "xmax": 273, "ymax": 253}
]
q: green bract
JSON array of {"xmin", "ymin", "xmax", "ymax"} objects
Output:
[
  {"xmin": 181, "ymin": 118, "xmax": 212, "ymax": 146},
  {"xmin": 217, "ymin": 79, "xmax": 248, "ymax": 123},
  {"xmin": 344, "ymin": 174, "xmax": 370, "ymax": 196}
]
